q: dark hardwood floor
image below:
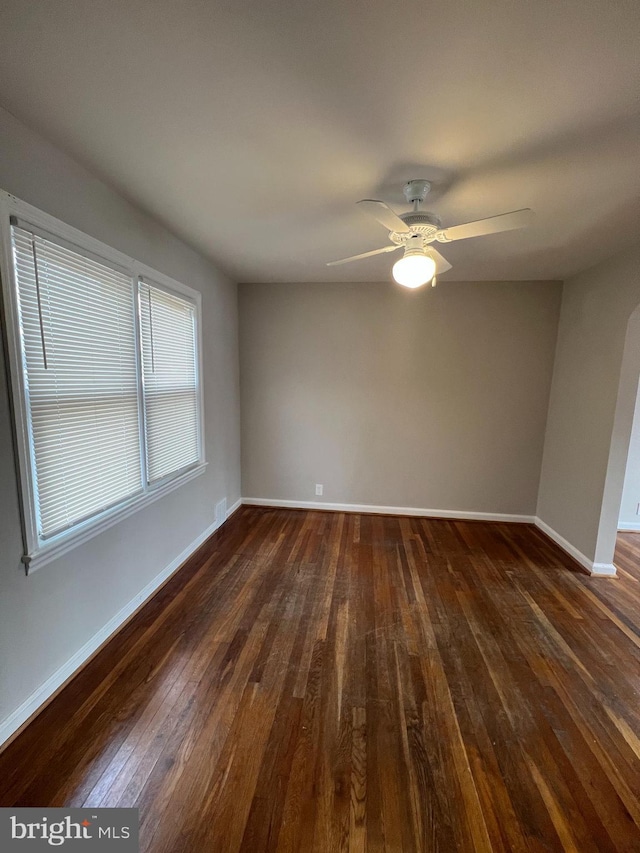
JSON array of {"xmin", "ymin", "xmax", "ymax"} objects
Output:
[{"xmin": 1, "ymin": 508, "xmax": 640, "ymax": 852}]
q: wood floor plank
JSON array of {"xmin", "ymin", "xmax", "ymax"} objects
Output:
[{"xmin": 1, "ymin": 507, "xmax": 640, "ymax": 851}]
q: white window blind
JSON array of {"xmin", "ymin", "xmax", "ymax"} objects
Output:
[
  {"xmin": 138, "ymin": 280, "xmax": 200, "ymax": 484},
  {"xmin": 12, "ymin": 224, "xmax": 143, "ymax": 539}
]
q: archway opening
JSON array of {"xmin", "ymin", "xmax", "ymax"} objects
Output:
[{"xmin": 593, "ymin": 305, "xmax": 640, "ymax": 573}]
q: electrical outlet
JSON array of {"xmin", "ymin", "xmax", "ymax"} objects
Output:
[{"xmin": 315, "ymin": 484, "xmax": 323, "ymax": 496}]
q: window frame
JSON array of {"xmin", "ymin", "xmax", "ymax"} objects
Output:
[{"xmin": 0, "ymin": 190, "xmax": 207, "ymax": 574}]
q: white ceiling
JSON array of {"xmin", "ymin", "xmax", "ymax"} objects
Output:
[{"xmin": 0, "ymin": 0, "xmax": 638, "ymax": 282}]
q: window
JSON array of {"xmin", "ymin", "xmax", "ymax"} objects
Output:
[
  {"xmin": 0, "ymin": 192, "xmax": 205, "ymax": 572},
  {"xmin": 139, "ymin": 281, "xmax": 200, "ymax": 484},
  {"xmin": 12, "ymin": 225, "xmax": 143, "ymax": 539}
]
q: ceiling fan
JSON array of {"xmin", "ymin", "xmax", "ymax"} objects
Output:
[{"xmin": 327, "ymin": 179, "xmax": 533, "ymax": 288}]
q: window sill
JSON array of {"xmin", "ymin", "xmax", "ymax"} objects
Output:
[{"xmin": 24, "ymin": 462, "xmax": 208, "ymax": 575}]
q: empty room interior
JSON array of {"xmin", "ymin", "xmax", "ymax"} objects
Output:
[{"xmin": 0, "ymin": 1, "xmax": 639, "ymax": 850}]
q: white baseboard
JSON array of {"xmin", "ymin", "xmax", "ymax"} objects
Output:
[
  {"xmin": 534, "ymin": 517, "xmax": 617, "ymax": 577},
  {"xmin": 617, "ymin": 521, "xmax": 640, "ymax": 532},
  {"xmin": 226, "ymin": 497, "xmax": 242, "ymax": 517},
  {"xmin": 0, "ymin": 500, "xmax": 241, "ymax": 749},
  {"xmin": 589, "ymin": 563, "xmax": 617, "ymax": 576},
  {"xmin": 242, "ymin": 497, "xmax": 535, "ymax": 524}
]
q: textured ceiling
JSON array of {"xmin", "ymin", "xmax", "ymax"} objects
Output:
[{"xmin": 0, "ymin": 0, "xmax": 638, "ymax": 282}]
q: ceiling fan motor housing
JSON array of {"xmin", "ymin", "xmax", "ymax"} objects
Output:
[{"xmin": 390, "ymin": 210, "xmax": 442, "ymax": 245}]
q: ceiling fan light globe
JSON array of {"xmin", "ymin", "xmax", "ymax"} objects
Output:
[{"xmin": 392, "ymin": 254, "xmax": 436, "ymax": 288}]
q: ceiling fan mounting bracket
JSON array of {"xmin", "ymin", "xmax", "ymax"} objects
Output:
[{"xmin": 403, "ymin": 179, "xmax": 431, "ymax": 205}]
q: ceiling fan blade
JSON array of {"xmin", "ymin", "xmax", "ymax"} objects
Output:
[
  {"xmin": 436, "ymin": 208, "xmax": 533, "ymax": 242},
  {"xmin": 356, "ymin": 199, "xmax": 410, "ymax": 233},
  {"xmin": 427, "ymin": 247, "xmax": 452, "ymax": 273},
  {"xmin": 326, "ymin": 245, "xmax": 401, "ymax": 266}
]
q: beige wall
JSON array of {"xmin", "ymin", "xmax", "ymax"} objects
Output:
[
  {"xmin": 240, "ymin": 280, "xmax": 561, "ymax": 516},
  {"xmin": 0, "ymin": 108, "xmax": 241, "ymax": 738},
  {"xmin": 537, "ymin": 246, "xmax": 640, "ymax": 566}
]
